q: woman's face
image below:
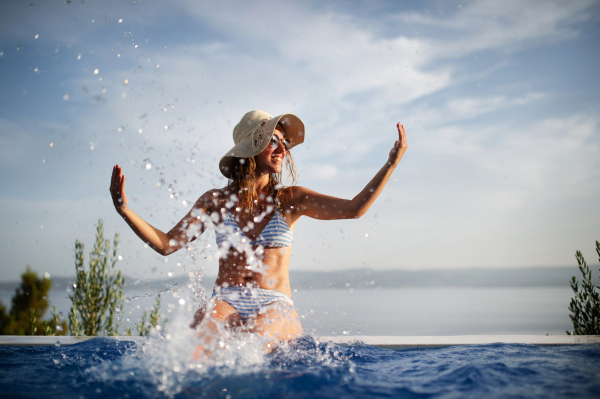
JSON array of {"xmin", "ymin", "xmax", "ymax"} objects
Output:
[{"xmin": 255, "ymin": 125, "xmax": 286, "ymax": 176}]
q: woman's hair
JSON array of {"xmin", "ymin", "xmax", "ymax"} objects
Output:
[{"xmin": 229, "ymin": 151, "xmax": 297, "ymax": 211}]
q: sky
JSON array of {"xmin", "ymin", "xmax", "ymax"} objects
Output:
[{"xmin": 0, "ymin": 0, "xmax": 599, "ymax": 282}]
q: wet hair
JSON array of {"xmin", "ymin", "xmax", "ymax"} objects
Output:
[{"xmin": 229, "ymin": 152, "xmax": 297, "ymax": 212}]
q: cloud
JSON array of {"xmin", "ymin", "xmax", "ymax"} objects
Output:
[{"xmin": 397, "ymin": 0, "xmax": 595, "ymax": 59}]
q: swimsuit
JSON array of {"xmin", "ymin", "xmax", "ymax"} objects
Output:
[
  {"xmin": 212, "ymin": 208, "xmax": 295, "ymax": 319},
  {"xmin": 211, "ymin": 287, "xmax": 294, "ymax": 321},
  {"xmin": 215, "ymin": 209, "xmax": 293, "ymax": 248}
]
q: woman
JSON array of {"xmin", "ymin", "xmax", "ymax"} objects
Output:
[{"xmin": 110, "ymin": 110, "xmax": 407, "ymax": 353}]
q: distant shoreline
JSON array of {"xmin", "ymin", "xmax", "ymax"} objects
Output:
[{"xmin": 0, "ymin": 266, "xmax": 581, "ymax": 291}]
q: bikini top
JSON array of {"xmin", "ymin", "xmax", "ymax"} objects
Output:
[{"xmin": 215, "ymin": 209, "xmax": 293, "ymax": 248}]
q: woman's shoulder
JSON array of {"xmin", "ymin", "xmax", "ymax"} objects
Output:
[
  {"xmin": 193, "ymin": 188, "xmax": 232, "ymax": 210},
  {"xmin": 289, "ymin": 185, "xmax": 315, "ymax": 197},
  {"xmin": 282, "ymin": 185, "xmax": 310, "ymax": 205}
]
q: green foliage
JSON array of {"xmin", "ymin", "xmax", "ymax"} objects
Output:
[
  {"xmin": 0, "ymin": 267, "xmax": 67, "ymax": 336},
  {"xmin": 137, "ymin": 295, "xmax": 167, "ymax": 336},
  {"xmin": 68, "ymin": 219, "xmax": 126, "ymax": 336},
  {"xmin": 567, "ymin": 240, "xmax": 600, "ymax": 335}
]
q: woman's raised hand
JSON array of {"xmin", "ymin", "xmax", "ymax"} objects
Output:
[
  {"xmin": 388, "ymin": 122, "xmax": 408, "ymax": 167},
  {"xmin": 110, "ymin": 164, "xmax": 129, "ymax": 214}
]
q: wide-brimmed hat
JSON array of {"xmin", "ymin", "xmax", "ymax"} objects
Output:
[{"xmin": 219, "ymin": 110, "xmax": 305, "ymax": 178}]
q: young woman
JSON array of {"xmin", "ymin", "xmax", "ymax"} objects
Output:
[{"xmin": 110, "ymin": 110, "xmax": 407, "ymax": 353}]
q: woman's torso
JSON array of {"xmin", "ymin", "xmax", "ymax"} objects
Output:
[{"xmin": 207, "ymin": 187, "xmax": 303, "ymax": 297}]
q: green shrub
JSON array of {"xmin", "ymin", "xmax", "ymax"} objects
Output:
[
  {"xmin": 566, "ymin": 240, "xmax": 600, "ymax": 335},
  {"xmin": 69, "ymin": 219, "xmax": 125, "ymax": 336},
  {"xmin": 137, "ymin": 295, "xmax": 167, "ymax": 336},
  {"xmin": 0, "ymin": 267, "xmax": 67, "ymax": 336}
]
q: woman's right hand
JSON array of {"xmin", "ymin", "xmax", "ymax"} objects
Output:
[{"xmin": 110, "ymin": 164, "xmax": 129, "ymax": 215}]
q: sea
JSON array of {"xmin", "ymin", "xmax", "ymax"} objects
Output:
[{"xmin": 0, "ymin": 285, "xmax": 574, "ymax": 336}]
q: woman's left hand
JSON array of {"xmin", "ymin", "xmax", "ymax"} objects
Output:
[{"xmin": 388, "ymin": 122, "xmax": 408, "ymax": 167}]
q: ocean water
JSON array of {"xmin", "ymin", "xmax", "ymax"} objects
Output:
[
  {"xmin": 0, "ymin": 286, "xmax": 574, "ymax": 336},
  {"xmin": 0, "ymin": 337, "xmax": 599, "ymax": 398}
]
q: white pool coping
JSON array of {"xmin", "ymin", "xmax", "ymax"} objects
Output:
[{"xmin": 1, "ymin": 335, "xmax": 599, "ymax": 349}]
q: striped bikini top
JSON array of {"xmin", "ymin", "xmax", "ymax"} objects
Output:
[{"xmin": 215, "ymin": 209, "xmax": 293, "ymax": 248}]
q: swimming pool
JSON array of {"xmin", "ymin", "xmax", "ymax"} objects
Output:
[{"xmin": 1, "ymin": 336, "xmax": 599, "ymax": 398}]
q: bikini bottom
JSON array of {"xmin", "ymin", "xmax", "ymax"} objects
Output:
[{"xmin": 211, "ymin": 286, "xmax": 294, "ymax": 321}]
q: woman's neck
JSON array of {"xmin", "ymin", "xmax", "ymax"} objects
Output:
[{"xmin": 254, "ymin": 172, "xmax": 271, "ymax": 193}]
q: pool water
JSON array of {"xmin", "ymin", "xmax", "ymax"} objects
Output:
[{"xmin": 1, "ymin": 337, "xmax": 599, "ymax": 398}]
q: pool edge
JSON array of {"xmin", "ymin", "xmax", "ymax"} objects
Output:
[{"xmin": 1, "ymin": 335, "xmax": 599, "ymax": 348}]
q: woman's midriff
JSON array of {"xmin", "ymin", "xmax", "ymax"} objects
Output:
[{"xmin": 213, "ymin": 245, "xmax": 293, "ymax": 297}]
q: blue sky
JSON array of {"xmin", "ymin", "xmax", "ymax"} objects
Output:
[{"xmin": 1, "ymin": 0, "xmax": 599, "ymax": 281}]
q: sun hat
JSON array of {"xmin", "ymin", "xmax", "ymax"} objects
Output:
[{"xmin": 219, "ymin": 110, "xmax": 305, "ymax": 178}]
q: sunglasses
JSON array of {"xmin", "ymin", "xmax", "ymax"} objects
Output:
[{"xmin": 269, "ymin": 135, "xmax": 291, "ymax": 151}]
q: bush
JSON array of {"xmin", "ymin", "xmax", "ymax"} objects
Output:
[
  {"xmin": 566, "ymin": 240, "xmax": 600, "ymax": 335},
  {"xmin": 0, "ymin": 267, "xmax": 67, "ymax": 336},
  {"xmin": 69, "ymin": 219, "xmax": 125, "ymax": 336},
  {"xmin": 137, "ymin": 295, "xmax": 167, "ymax": 336}
]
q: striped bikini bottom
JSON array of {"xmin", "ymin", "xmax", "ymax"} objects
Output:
[{"xmin": 211, "ymin": 287, "xmax": 294, "ymax": 321}]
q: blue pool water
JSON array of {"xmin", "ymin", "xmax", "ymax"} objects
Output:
[{"xmin": 1, "ymin": 338, "xmax": 599, "ymax": 398}]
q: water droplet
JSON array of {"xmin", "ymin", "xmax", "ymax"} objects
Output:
[
  {"xmin": 44, "ymin": 272, "xmax": 50, "ymax": 279},
  {"xmin": 156, "ymin": 64, "xmax": 159, "ymax": 68},
  {"xmin": 63, "ymin": 94, "xmax": 69, "ymax": 100},
  {"xmin": 56, "ymin": 325, "xmax": 63, "ymax": 331},
  {"xmin": 167, "ymin": 271, "xmax": 173, "ymax": 277},
  {"xmin": 123, "ymin": 79, "xmax": 128, "ymax": 85},
  {"xmin": 118, "ymin": 18, "xmax": 123, "ymax": 23},
  {"xmin": 77, "ymin": 53, "xmax": 81, "ymax": 60},
  {"xmin": 0, "ymin": 51, "xmax": 3, "ymax": 57},
  {"xmin": 365, "ymin": 233, "xmax": 369, "ymax": 237},
  {"xmin": 34, "ymin": 34, "xmax": 39, "ymax": 39},
  {"xmin": 89, "ymin": 142, "xmax": 95, "ymax": 150},
  {"xmin": 121, "ymin": 92, "xmax": 127, "ymax": 99},
  {"xmin": 164, "ymin": 125, "xmax": 169, "ymax": 130},
  {"xmin": 55, "ymin": 341, "xmax": 61, "ymax": 347},
  {"xmin": 58, "ymin": 311, "xmax": 64, "ymax": 319},
  {"xmin": 117, "ymin": 126, "xmax": 123, "ymax": 132},
  {"xmin": 168, "ymin": 239, "xmax": 177, "ymax": 247},
  {"xmin": 93, "ymin": 69, "xmax": 99, "ymax": 75},
  {"xmin": 145, "ymin": 163, "xmax": 152, "ymax": 170},
  {"xmin": 16, "ymin": 45, "xmax": 21, "ymax": 51},
  {"xmin": 179, "ymin": 298, "xmax": 185, "ymax": 305},
  {"xmin": 182, "ymin": 200, "xmax": 187, "ymax": 206},
  {"xmin": 138, "ymin": 129, "xmax": 143, "ymax": 134},
  {"xmin": 117, "ymin": 255, "xmax": 123, "ymax": 261},
  {"xmin": 72, "ymin": 283, "xmax": 77, "ymax": 289},
  {"xmin": 50, "ymin": 142, "xmax": 53, "ymax": 147}
]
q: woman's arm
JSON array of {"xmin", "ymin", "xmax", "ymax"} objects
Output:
[
  {"xmin": 294, "ymin": 123, "xmax": 407, "ymax": 220},
  {"xmin": 109, "ymin": 164, "xmax": 212, "ymax": 256}
]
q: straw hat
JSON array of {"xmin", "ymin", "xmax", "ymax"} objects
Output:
[{"xmin": 219, "ymin": 110, "xmax": 305, "ymax": 178}]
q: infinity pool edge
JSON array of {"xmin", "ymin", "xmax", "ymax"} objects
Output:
[{"xmin": 1, "ymin": 335, "xmax": 599, "ymax": 348}]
